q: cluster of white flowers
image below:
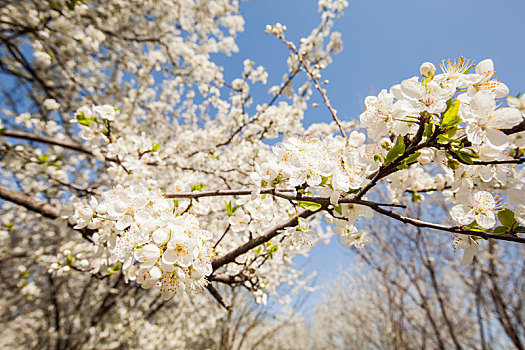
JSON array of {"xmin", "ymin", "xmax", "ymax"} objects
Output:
[
  {"xmin": 248, "ymin": 57, "xmax": 525, "ymax": 262},
  {"xmin": 252, "ymin": 133, "xmax": 370, "ymax": 202},
  {"xmin": 67, "ymin": 183, "xmax": 214, "ymax": 299}
]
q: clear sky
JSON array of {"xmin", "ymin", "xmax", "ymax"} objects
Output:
[{"xmin": 216, "ymin": 0, "xmax": 525, "ymax": 311}]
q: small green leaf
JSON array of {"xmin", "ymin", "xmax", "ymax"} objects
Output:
[
  {"xmin": 298, "ymin": 201, "xmax": 322, "ymax": 211},
  {"xmin": 514, "ymin": 226, "xmax": 525, "ymax": 233},
  {"xmin": 442, "ymin": 100, "xmax": 461, "ymax": 128},
  {"xmin": 384, "ymin": 136, "xmax": 405, "ymax": 164},
  {"xmin": 446, "ymin": 126, "xmax": 457, "ymax": 138},
  {"xmin": 253, "ymin": 246, "xmax": 262, "ymax": 256},
  {"xmin": 266, "ymin": 244, "xmax": 278, "ymax": 258},
  {"xmin": 75, "ymin": 111, "xmax": 93, "ymax": 126},
  {"xmin": 152, "ymin": 144, "xmax": 160, "ymax": 152},
  {"xmin": 498, "ymin": 209, "xmax": 517, "ymax": 228},
  {"xmin": 492, "ymin": 226, "xmax": 508, "ymax": 234},
  {"xmin": 66, "ymin": 256, "xmax": 76, "ymax": 265},
  {"xmin": 320, "ymin": 175, "xmax": 330, "ymax": 186},
  {"xmin": 411, "ymin": 192, "xmax": 422, "ymax": 202},
  {"xmin": 48, "ymin": 0, "xmax": 60, "ymax": 9},
  {"xmin": 374, "ymin": 154, "xmax": 384, "ymax": 163},
  {"xmin": 225, "ymin": 201, "xmax": 241, "ymax": 216},
  {"xmin": 191, "ymin": 184, "xmax": 206, "ymax": 192},
  {"xmin": 423, "ymin": 122, "xmax": 433, "ymax": 137},
  {"xmin": 37, "ymin": 153, "xmax": 50, "ymax": 163},
  {"xmin": 397, "ymin": 164, "xmax": 409, "ymax": 170},
  {"xmin": 404, "ymin": 151, "xmax": 421, "ymax": 165},
  {"xmin": 452, "ymin": 150, "xmax": 474, "ymax": 165},
  {"xmin": 107, "ymin": 262, "xmax": 122, "ymax": 275},
  {"xmin": 334, "ymin": 205, "xmax": 343, "ymax": 215}
]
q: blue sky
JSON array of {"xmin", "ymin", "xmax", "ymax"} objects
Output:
[{"xmin": 217, "ymin": 0, "xmax": 525, "ymax": 311}]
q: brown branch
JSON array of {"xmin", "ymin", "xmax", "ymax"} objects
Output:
[
  {"xmin": 2, "ymin": 129, "xmax": 92, "ymax": 156},
  {"xmin": 212, "ymin": 209, "xmax": 318, "ymax": 271},
  {"xmin": 355, "ymin": 198, "xmax": 525, "ymax": 244},
  {"xmin": 166, "ymin": 188, "xmax": 295, "ymax": 199},
  {"xmin": 0, "ymin": 183, "xmax": 59, "ymax": 219},
  {"xmin": 283, "ymin": 39, "xmax": 347, "ymax": 140},
  {"xmin": 0, "ymin": 184, "xmax": 95, "ymax": 242},
  {"xmin": 206, "ymin": 284, "xmax": 230, "ymax": 310}
]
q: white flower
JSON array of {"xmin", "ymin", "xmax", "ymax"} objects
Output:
[
  {"xmin": 135, "ymin": 244, "xmax": 161, "ymax": 268},
  {"xmin": 93, "ymin": 105, "xmax": 117, "ymax": 121},
  {"xmin": 43, "ymin": 99, "xmax": 60, "ymax": 110},
  {"xmin": 507, "ymin": 94, "xmax": 525, "ymax": 115},
  {"xmin": 418, "ymin": 148, "xmax": 434, "ymax": 165},
  {"xmin": 450, "ymin": 190, "xmax": 496, "ymax": 229},
  {"xmin": 159, "ymin": 270, "xmax": 185, "ymax": 300},
  {"xmin": 398, "ymin": 76, "xmax": 455, "ymax": 114},
  {"xmin": 508, "ymin": 189, "xmax": 525, "ymax": 225},
  {"xmin": 463, "ymin": 91, "xmax": 522, "ymax": 150},
  {"xmin": 360, "ymin": 89, "xmax": 394, "ymax": 141},
  {"xmin": 435, "ymin": 57, "xmax": 479, "ymax": 89},
  {"xmin": 137, "ymin": 266, "xmax": 162, "ymax": 289},
  {"xmin": 338, "ymin": 224, "xmax": 370, "ymax": 249},
  {"xmin": 454, "ymin": 235, "xmax": 479, "ymax": 266},
  {"xmin": 162, "ymin": 237, "xmax": 196, "ymax": 267},
  {"xmin": 420, "ymin": 62, "xmax": 436, "ymax": 77}
]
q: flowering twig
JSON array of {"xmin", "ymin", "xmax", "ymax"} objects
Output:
[{"xmin": 281, "ymin": 39, "xmax": 347, "ymax": 140}]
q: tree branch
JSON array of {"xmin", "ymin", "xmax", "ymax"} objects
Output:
[
  {"xmin": 212, "ymin": 209, "xmax": 318, "ymax": 270},
  {"xmin": 2, "ymin": 129, "xmax": 92, "ymax": 156},
  {"xmin": 0, "ymin": 183, "xmax": 59, "ymax": 219},
  {"xmin": 355, "ymin": 198, "xmax": 525, "ymax": 244}
]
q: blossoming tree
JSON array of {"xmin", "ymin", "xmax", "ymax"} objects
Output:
[{"xmin": 1, "ymin": 0, "xmax": 524, "ymax": 334}]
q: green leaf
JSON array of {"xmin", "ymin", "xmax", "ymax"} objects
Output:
[
  {"xmin": 225, "ymin": 201, "xmax": 241, "ymax": 216},
  {"xmin": 452, "ymin": 150, "xmax": 474, "ymax": 165},
  {"xmin": 498, "ymin": 209, "xmax": 517, "ymax": 228},
  {"xmin": 384, "ymin": 135, "xmax": 405, "ymax": 164},
  {"xmin": 397, "ymin": 164, "xmax": 409, "ymax": 170},
  {"xmin": 411, "ymin": 192, "xmax": 422, "ymax": 202},
  {"xmin": 466, "ymin": 221, "xmax": 483, "ymax": 232},
  {"xmin": 298, "ymin": 201, "xmax": 322, "ymax": 211},
  {"xmin": 442, "ymin": 100, "xmax": 462, "ymax": 128},
  {"xmin": 320, "ymin": 175, "xmax": 330, "ymax": 186},
  {"xmin": 48, "ymin": 0, "xmax": 60, "ymax": 9},
  {"xmin": 152, "ymin": 144, "xmax": 160, "ymax": 152},
  {"xmin": 191, "ymin": 184, "xmax": 206, "ymax": 192},
  {"xmin": 446, "ymin": 126, "xmax": 457, "ymax": 138},
  {"xmin": 423, "ymin": 122, "xmax": 433, "ymax": 137},
  {"xmin": 404, "ymin": 151, "xmax": 421, "ymax": 165},
  {"xmin": 253, "ymin": 246, "xmax": 262, "ymax": 256},
  {"xmin": 106, "ymin": 262, "xmax": 122, "ymax": 275},
  {"xmin": 437, "ymin": 134, "xmax": 461, "ymax": 144},
  {"xmin": 492, "ymin": 226, "xmax": 508, "ymax": 234},
  {"xmin": 37, "ymin": 153, "xmax": 50, "ymax": 163},
  {"xmin": 333, "ymin": 205, "xmax": 342, "ymax": 215},
  {"xmin": 66, "ymin": 256, "xmax": 76, "ymax": 265},
  {"xmin": 374, "ymin": 154, "xmax": 384, "ymax": 164},
  {"xmin": 514, "ymin": 226, "xmax": 525, "ymax": 233},
  {"xmin": 75, "ymin": 111, "xmax": 93, "ymax": 126},
  {"xmin": 266, "ymin": 244, "xmax": 278, "ymax": 258}
]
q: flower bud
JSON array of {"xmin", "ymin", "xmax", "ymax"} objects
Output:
[
  {"xmin": 420, "ymin": 62, "xmax": 436, "ymax": 77},
  {"xmin": 418, "ymin": 148, "xmax": 434, "ymax": 165}
]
